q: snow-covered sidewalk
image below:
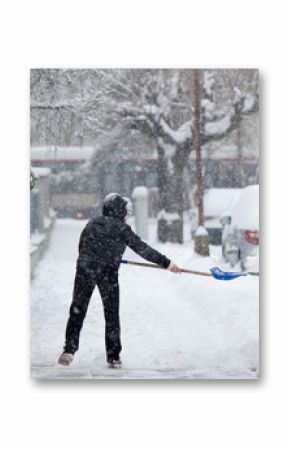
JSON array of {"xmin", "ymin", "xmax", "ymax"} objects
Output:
[{"xmin": 30, "ymin": 218, "xmax": 259, "ymax": 379}]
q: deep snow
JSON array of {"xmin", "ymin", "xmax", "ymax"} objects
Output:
[{"xmin": 30, "ymin": 218, "xmax": 259, "ymax": 379}]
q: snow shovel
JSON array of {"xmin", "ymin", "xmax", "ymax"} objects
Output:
[{"xmin": 120, "ymin": 260, "xmax": 259, "ymax": 281}]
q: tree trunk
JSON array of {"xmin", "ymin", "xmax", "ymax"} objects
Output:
[
  {"xmin": 172, "ymin": 161, "xmax": 185, "ymax": 243},
  {"xmin": 156, "ymin": 141, "xmax": 171, "ymax": 211},
  {"xmin": 236, "ymin": 122, "xmax": 247, "ymax": 187},
  {"xmin": 156, "ymin": 141, "xmax": 187, "ymax": 244}
]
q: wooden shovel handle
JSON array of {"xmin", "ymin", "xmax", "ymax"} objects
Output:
[{"xmin": 121, "ymin": 260, "xmax": 212, "ymax": 277}]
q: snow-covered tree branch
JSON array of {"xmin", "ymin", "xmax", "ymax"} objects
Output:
[{"xmin": 30, "ymin": 68, "xmax": 259, "ymax": 243}]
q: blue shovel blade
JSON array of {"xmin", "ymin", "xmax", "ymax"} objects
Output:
[{"xmin": 210, "ymin": 267, "xmax": 247, "ymax": 281}]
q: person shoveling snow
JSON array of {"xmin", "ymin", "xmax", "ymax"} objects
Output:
[{"xmin": 58, "ymin": 193, "xmax": 181, "ymax": 369}]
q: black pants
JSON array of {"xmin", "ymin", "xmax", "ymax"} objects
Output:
[{"xmin": 64, "ymin": 263, "xmax": 121, "ymax": 361}]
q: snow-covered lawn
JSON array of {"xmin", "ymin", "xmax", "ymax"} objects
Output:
[{"xmin": 30, "ymin": 218, "xmax": 259, "ymax": 379}]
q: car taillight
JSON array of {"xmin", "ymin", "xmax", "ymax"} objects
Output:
[{"xmin": 244, "ymin": 229, "xmax": 259, "ymax": 245}]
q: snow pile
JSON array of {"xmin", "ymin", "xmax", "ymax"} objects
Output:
[{"xmin": 167, "ymin": 250, "xmax": 259, "ymax": 377}]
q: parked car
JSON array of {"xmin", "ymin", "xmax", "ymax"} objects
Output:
[
  {"xmin": 221, "ymin": 185, "xmax": 259, "ymax": 271},
  {"xmin": 191, "ymin": 188, "xmax": 242, "ymax": 245}
]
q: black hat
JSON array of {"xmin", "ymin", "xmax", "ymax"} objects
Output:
[{"xmin": 102, "ymin": 193, "xmax": 128, "ymax": 219}]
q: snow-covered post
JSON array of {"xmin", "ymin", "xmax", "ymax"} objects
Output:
[
  {"xmin": 194, "ymin": 226, "xmax": 209, "ymax": 256},
  {"xmin": 132, "ymin": 186, "xmax": 149, "ymax": 240}
]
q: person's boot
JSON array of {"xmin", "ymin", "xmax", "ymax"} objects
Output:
[
  {"xmin": 107, "ymin": 357, "xmax": 122, "ymax": 369},
  {"xmin": 58, "ymin": 352, "xmax": 74, "ymax": 366}
]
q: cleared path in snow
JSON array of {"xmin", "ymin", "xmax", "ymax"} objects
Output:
[{"xmin": 31, "ymin": 219, "xmax": 259, "ymax": 379}]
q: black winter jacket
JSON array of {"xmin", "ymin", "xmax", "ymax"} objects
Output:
[{"xmin": 78, "ymin": 215, "xmax": 171, "ymax": 270}]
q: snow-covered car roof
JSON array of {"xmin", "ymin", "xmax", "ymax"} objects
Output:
[
  {"xmin": 230, "ymin": 184, "xmax": 259, "ymax": 229},
  {"xmin": 204, "ymin": 188, "xmax": 242, "ymax": 217}
]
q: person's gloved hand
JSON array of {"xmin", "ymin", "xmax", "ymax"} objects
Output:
[{"xmin": 168, "ymin": 262, "xmax": 182, "ymax": 273}]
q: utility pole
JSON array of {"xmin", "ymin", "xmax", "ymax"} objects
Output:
[{"xmin": 192, "ymin": 69, "xmax": 209, "ymax": 256}]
